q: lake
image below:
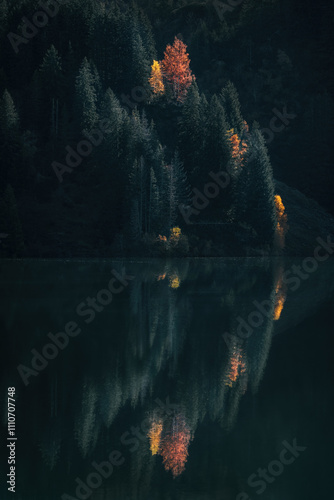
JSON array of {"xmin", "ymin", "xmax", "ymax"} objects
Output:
[{"xmin": 1, "ymin": 258, "xmax": 333, "ymax": 500}]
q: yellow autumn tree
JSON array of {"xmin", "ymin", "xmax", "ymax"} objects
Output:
[
  {"xmin": 275, "ymin": 195, "xmax": 288, "ymax": 248},
  {"xmin": 149, "ymin": 60, "xmax": 165, "ymax": 95}
]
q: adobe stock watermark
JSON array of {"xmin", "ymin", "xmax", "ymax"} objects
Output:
[
  {"xmin": 17, "ymin": 268, "xmax": 134, "ymax": 386},
  {"xmin": 259, "ymin": 106, "xmax": 297, "ymax": 148},
  {"xmin": 236, "ymin": 438, "xmax": 306, "ymax": 499},
  {"xmin": 52, "ymin": 118, "xmax": 112, "ymax": 183},
  {"xmin": 61, "ymin": 397, "xmax": 179, "ymax": 500},
  {"xmin": 179, "ymin": 169, "xmax": 231, "ymax": 224},
  {"xmin": 7, "ymin": 0, "xmax": 70, "ymax": 54},
  {"xmin": 223, "ymin": 235, "xmax": 334, "ymax": 348},
  {"xmin": 245, "ymin": 105, "xmax": 297, "ymax": 163}
]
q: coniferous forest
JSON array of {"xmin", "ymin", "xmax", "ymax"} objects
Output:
[{"xmin": 0, "ymin": 0, "xmax": 333, "ymax": 257}]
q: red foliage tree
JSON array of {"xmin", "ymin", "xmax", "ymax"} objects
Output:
[{"xmin": 161, "ymin": 37, "xmax": 195, "ymax": 102}]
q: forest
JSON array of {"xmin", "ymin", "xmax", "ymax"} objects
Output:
[{"xmin": 0, "ymin": 0, "xmax": 333, "ymax": 257}]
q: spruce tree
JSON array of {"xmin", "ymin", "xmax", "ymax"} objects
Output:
[
  {"xmin": 201, "ymin": 94, "xmax": 232, "ymax": 219},
  {"xmin": 167, "ymin": 151, "xmax": 191, "ymax": 229},
  {"xmin": 0, "ymin": 185, "xmax": 25, "ymax": 257},
  {"xmin": 0, "ymin": 90, "xmax": 20, "ymax": 187},
  {"xmin": 75, "ymin": 58, "xmax": 99, "ymax": 130},
  {"xmin": 178, "ymin": 82, "xmax": 204, "ymax": 183},
  {"xmin": 220, "ymin": 81, "xmax": 244, "ymax": 135},
  {"xmin": 236, "ymin": 127, "xmax": 277, "ymax": 245},
  {"xmin": 0, "ymin": 90, "xmax": 19, "ymax": 134},
  {"xmin": 39, "ymin": 45, "xmax": 63, "ymax": 99}
]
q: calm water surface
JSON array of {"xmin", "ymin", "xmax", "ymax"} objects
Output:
[{"xmin": 1, "ymin": 259, "xmax": 333, "ymax": 500}]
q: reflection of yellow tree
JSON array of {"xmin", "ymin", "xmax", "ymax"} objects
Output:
[
  {"xmin": 273, "ymin": 269, "xmax": 287, "ymax": 321},
  {"xmin": 148, "ymin": 412, "xmax": 192, "ymax": 478},
  {"xmin": 160, "ymin": 415, "xmax": 192, "ymax": 478},
  {"xmin": 275, "ymin": 195, "xmax": 288, "ymax": 248},
  {"xmin": 169, "ymin": 274, "xmax": 180, "ymax": 289},
  {"xmin": 148, "ymin": 417, "xmax": 163, "ymax": 455}
]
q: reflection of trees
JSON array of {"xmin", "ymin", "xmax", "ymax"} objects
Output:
[
  {"xmin": 148, "ymin": 414, "xmax": 163, "ymax": 455},
  {"xmin": 4, "ymin": 258, "xmax": 304, "ymax": 497},
  {"xmin": 67, "ymin": 259, "xmax": 279, "ymax": 467},
  {"xmin": 148, "ymin": 410, "xmax": 193, "ymax": 477},
  {"xmin": 224, "ymin": 342, "xmax": 247, "ymax": 388}
]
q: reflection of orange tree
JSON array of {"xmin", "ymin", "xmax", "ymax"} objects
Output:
[
  {"xmin": 148, "ymin": 412, "xmax": 192, "ymax": 478},
  {"xmin": 160, "ymin": 414, "xmax": 192, "ymax": 478},
  {"xmin": 225, "ymin": 344, "xmax": 247, "ymax": 388}
]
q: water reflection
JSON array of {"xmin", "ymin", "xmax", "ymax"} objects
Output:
[{"xmin": 0, "ymin": 258, "xmax": 333, "ymax": 499}]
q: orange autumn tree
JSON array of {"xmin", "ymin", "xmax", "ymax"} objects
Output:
[
  {"xmin": 161, "ymin": 37, "xmax": 195, "ymax": 102},
  {"xmin": 225, "ymin": 345, "xmax": 247, "ymax": 388},
  {"xmin": 226, "ymin": 126, "xmax": 248, "ymax": 170},
  {"xmin": 149, "ymin": 60, "xmax": 165, "ymax": 95}
]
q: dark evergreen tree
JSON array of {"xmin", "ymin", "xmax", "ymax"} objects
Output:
[
  {"xmin": 125, "ymin": 11, "xmax": 151, "ymax": 92},
  {"xmin": 236, "ymin": 126, "xmax": 277, "ymax": 244},
  {"xmin": 0, "ymin": 90, "xmax": 20, "ymax": 188},
  {"xmin": 39, "ymin": 45, "xmax": 63, "ymax": 99},
  {"xmin": 178, "ymin": 82, "xmax": 205, "ymax": 183},
  {"xmin": 201, "ymin": 94, "xmax": 233, "ymax": 220},
  {"xmin": 38, "ymin": 46, "xmax": 63, "ymax": 140},
  {"xmin": 0, "ymin": 184, "xmax": 25, "ymax": 257},
  {"xmin": 220, "ymin": 81, "xmax": 244, "ymax": 135},
  {"xmin": 0, "ymin": 89, "xmax": 19, "ymax": 133},
  {"xmin": 166, "ymin": 151, "xmax": 191, "ymax": 229},
  {"xmin": 75, "ymin": 58, "xmax": 99, "ymax": 130}
]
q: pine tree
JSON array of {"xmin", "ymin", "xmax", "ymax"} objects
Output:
[
  {"xmin": 204, "ymin": 94, "xmax": 230, "ymax": 173},
  {"xmin": 75, "ymin": 58, "xmax": 99, "ymax": 130},
  {"xmin": 0, "ymin": 185, "xmax": 25, "ymax": 257},
  {"xmin": 0, "ymin": 0, "xmax": 8, "ymax": 38},
  {"xmin": 220, "ymin": 81, "xmax": 244, "ymax": 135},
  {"xmin": 236, "ymin": 126, "xmax": 277, "ymax": 244},
  {"xmin": 167, "ymin": 151, "xmax": 191, "ymax": 229},
  {"xmin": 38, "ymin": 46, "xmax": 63, "ymax": 140},
  {"xmin": 130, "ymin": 30, "xmax": 151, "ymax": 91},
  {"xmin": 39, "ymin": 45, "xmax": 63, "ymax": 98},
  {"xmin": 149, "ymin": 167, "xmax": 161, "ymax": 233},
  {"xmin": 200, "ymin": 94, "xmax": 233, "ymax": 219},
  {"xmin": 0, "ymin": 90, "xmax": 20, "ymax": 187},
  {"xmin": 0, "ymin": 90, "xmax": 19, "ymax": 133},
  {"xmin": 178, "ymin": 82, "xmax": 204, "ymax": 182}
]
